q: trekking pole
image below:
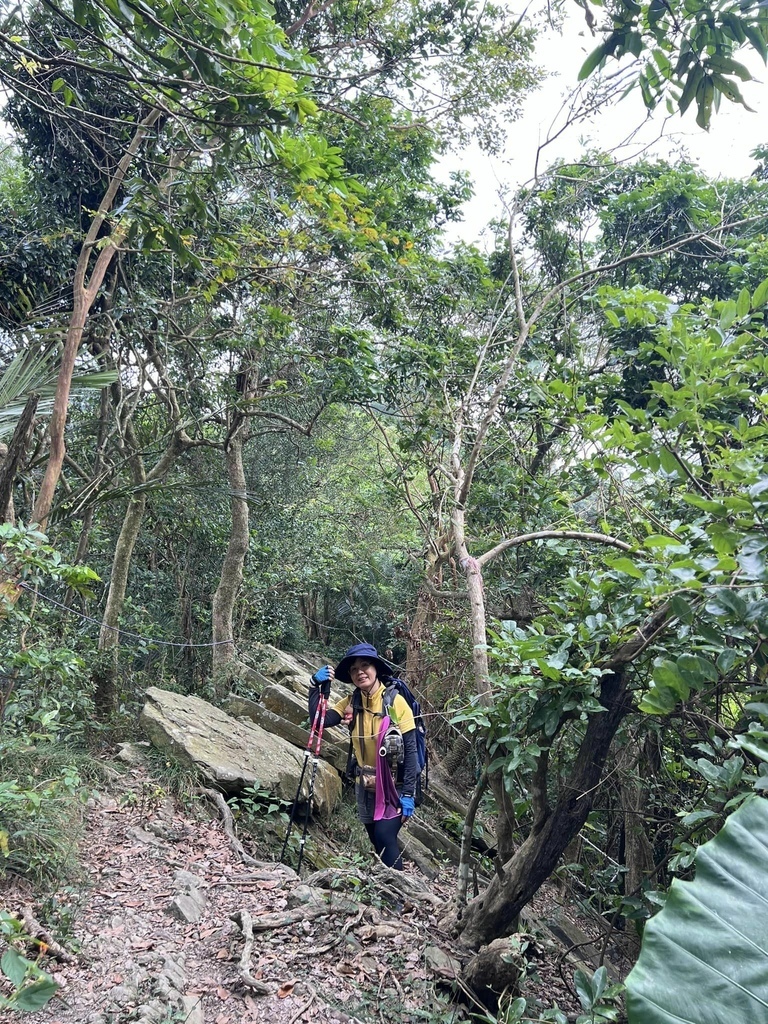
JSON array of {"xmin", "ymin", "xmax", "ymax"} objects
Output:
[
  {"xmin": 279, "ymin": 689, "xmax": 328, "ymax": 867},
  {"xmin": 295, "ymin": 693, "xmax": 329, "ymax": 872}
]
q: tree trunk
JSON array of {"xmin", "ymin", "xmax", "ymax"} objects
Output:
[
  {"xmin": 65, "ymin": 385, "xmax": 112, "ymax": 607},
  {"xmin": 452, "ymin": 499, "xmax": 517, "ymax": 861},
  {"xmin": 620, "ymin": 739, "xmax": 657, "ymax": 908},
  {"xmin": 212, "ymin": 431, "xmax": 249, "ymax": 695},
  {"xmin": 453, "ymin": 506, "xmax": 490, "ymax": 699},
  {"xmin": 406, "ymin": 586, "xmax": 437, "ymax": 687},
  {"xmin": 442, "ymin": 732, "xmax": 474, "ymax": 777},
  {"xmin": 94, "ymin": 383, "xmax": 189, "ymax": 715},
  {"xmin": 299, "ymin": 593, "xmax": 319, "ymax": 641},
  {"xmin": 31, "ymin": 108, "xmax": 162, "ymax": 528},
  {"xmin": 94, "ymin": 489, "xmax": 147, "ymax": 716},
  {"xmin": 0, "ymin": 394, "xmax": 38, "ymax": 524},
  {"xmin": 456, "ymin": 669, "xmax": 633, "ymax": 948}
]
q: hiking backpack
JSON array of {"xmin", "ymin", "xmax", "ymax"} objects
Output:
[{"xmin": 346, "ymin": 678, "xmax": 429, "ymax": 805}]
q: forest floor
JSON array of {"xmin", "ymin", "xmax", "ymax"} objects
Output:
[{"xmin": 0, "ymin": 761, "xmax": 624, "ymax": 1024}]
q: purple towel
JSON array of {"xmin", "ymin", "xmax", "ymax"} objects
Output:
[{"xmin": 374, "ymin": 716, "xmax": 401, "ymax": 821}]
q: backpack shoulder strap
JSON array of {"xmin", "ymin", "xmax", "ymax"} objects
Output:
[{"xmin": 349, "ymin": 687, "xmax": 363, "ymax": 725}]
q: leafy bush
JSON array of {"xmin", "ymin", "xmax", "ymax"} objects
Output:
[
  {"xmin": 0, "ymin": 736, "xmax": 100, "ymax": 887},
  {"xmin": 0, "ymin": 911, "xmax": 59, "ymax": 1012}
]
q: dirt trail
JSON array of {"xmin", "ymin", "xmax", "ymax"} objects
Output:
[
  {"xmin": 2, "ymin": 765, "xmax": 598, "ymax": 1023},
  {"xmin": 1, "ymin": 767, "xmax": 469, "ymax": 1024}
]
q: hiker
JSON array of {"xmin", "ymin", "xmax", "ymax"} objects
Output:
[{"xmin": 308, "ymin": 642, "xmax": 418, "ymax": 870}]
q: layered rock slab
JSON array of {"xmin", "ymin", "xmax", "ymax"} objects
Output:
[{"xmin": 140, "ymin": 686, "xmax": 341, "ymax": 817}]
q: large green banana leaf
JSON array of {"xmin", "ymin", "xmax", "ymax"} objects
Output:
[{"xmin": 626, "ymin": 795, "xmax": 768, "ymax": 1024}]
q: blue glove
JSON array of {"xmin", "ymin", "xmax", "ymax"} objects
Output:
[
  {"xmin": 400, "ymin": 795, "xmax": 415, "ymax": 819},
  {"xmin": 310, "ymin": 665, "xmax": 332, "ymax": 697}
]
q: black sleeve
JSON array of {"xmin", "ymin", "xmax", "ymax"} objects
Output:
[
  {"xmin": 400, "ymin": 729, "xmax": 418, "ymax": 797},
  {"xmin": 308, "ymin": 686, "xmax": 342, "ymax": 729}
]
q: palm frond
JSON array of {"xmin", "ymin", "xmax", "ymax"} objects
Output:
[{"xmin": 0, "ymin": 347, "xmax": 117, "ymax": 441}]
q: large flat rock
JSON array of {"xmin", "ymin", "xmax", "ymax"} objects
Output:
[
  {"xmin": 226, "ymin": 694, "xmax": 349, "ymax": 773},
  {"xmin": 250, "ymin": 644, "xmax": 313, "ymax": 696},
  {"xmin": 140, "ymin": 687, "xmax": 341, "ymax": 818},
  {"xmin": 250, "ymin": 644, "xmax": 345, "ymax": 702},
  {"xmin": 260, "ymin": 682, "xmax": 347, "ymax": 738}
]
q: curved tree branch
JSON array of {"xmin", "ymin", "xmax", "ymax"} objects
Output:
[{"xmin": 477, "ymin": 529, "xmax": 633, "ymax": 567}]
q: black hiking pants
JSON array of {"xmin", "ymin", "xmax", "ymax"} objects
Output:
[
  {"xmin": 357, "ymin": 787, "xmax": 404, "ymax": 870},
  {"xmin": 364, "ymin": 818, "xmax": 403, "ymax": 870}
]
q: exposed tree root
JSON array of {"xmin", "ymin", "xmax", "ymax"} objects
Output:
[
  {"xmin": 199, "ymin": 787, "xmax": 278, "ymax": 869},
  {"xmin": 20, "ymin": 904, "xmax": 77, "ymax": 964},
  {"xmin": 238, "ymin": 904, "xmax": 330, "ymax": 933},
  {"xmin": 307, "ymin": 864, "xmax": 442, "ymax": 907},
  {"xmin": 210, "ymin": 868, "xmax": 296, "ymax": 888},
  {"xmin": 305, "ymin": 906, "xmax": 365, "ymax": 955},
  {"xmin": 229, "ymin": 909, "xmax": 271, "ymax": 995},
  {"xmin": 369, "ymin": 862, "xmax": 443, "ymax": 906},
  {"xmin": 288, "ymin": 990, "xmax": 316, "ymax": 1024}
]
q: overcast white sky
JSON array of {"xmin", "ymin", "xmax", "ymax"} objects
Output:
[{"xmin": 440, "ymin": 14, "xmax": 768, "ymax": 245}]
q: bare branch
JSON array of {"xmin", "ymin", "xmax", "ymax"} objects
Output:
[
  {"xmin": 477, "ymin": 529, "xmax": 633, "ymax": 567},
  {"xmin": 286, "ymin": 0, "xmax": 338, "ymax": 37}
]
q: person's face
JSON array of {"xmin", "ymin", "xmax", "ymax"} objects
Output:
[{"xmin": 350, "ymin": 658, "xmax": 379, "ymax": 694}]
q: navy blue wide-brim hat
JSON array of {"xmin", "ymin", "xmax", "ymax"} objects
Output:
[{"xmin": 335, "ymin": 643, "xmax": 391, "ymax": 684}]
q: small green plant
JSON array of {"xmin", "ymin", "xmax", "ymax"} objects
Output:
[
  {"xmin": 0, "ymin": 911, "xmax": 59, "ymax": 1012},
  {"xmin": 471, "ymin": 966, "xmax": 624, "ymax": 1024},
  {"xmin": 143, "ymin": 748, "xmax": 202, "ymax": 804},
  {"xmin": 237, "ymin": 783, "xmax": 289, "ymax": 823},
  {"xmin": 231, "ymin": 782, "xmax": 294, "ymax": 860},
  {"xmin": 572, "ymin": 967, "xmax": 624, "ymax": 1023},
  {"xmin": 38, "ymin": 887, "xmax": 83, "ymax": 952}
]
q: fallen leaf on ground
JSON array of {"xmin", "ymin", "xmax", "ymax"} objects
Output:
[{"xmin": 277, "ymin": 979, "xmax": 296, "ymax": 998}]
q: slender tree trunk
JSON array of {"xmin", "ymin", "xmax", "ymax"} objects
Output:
[
  {"xmin": 452, "ymin": 497, "xmax": 517, "ymax": 860},
  {"xmin": 0, "ymin": 394, "xmax": 38, "ymax": 524},
  {"xmin": 452, "ymin": 503, "xmax": 490, "ymax": 698},
  {"xmin": 33, "ymin": 289, "xmax": 92, "ymax": 527},
  {"xmin": 65, "ymin": 386, "xmax": 113, "ymax": 608},
  {"xmin": 212, "ymin": 430, "xmax": 250, "ymax": 695},
  {"xmin": 0, "ymin": 397, "xmax": 41, "ymax": 613},
  {"xmin": 94, "ymin": 489, "xmax": 147, "ymax": 716},
  {"xmin": 620, "ymin": 739, "xmax": 657, "ymax": 918},
  {"xmin": 31, "ymin": 109, "xmax": 162, "ymax": 528},
  {"xmin": 99, "ymin": 497, "xmax": 147, "ymax": 659},
  {"xmin": 299, "ymin": 593, "xmax": 319, "ymax": 641},
  {"xmin": 405, "ymin": 588, "xmax": 432, "ymax": 682},
  {"xmin": 0, "ymin": 444, "xmax": 10, "ymax": 525},
  {"xmin": 94, "ymin": 388, "xmax": 189, "ymax": 715}
]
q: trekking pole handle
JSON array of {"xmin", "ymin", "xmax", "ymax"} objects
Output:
[
  {"xmin": 304, "ymin": 689, "xmax": 327, "ymax": 754},
  {"xmin": 312, "ymin": 693, "xmax": 329, "ymax": 757},
  {"xmin": 310, "ymin": 664, "xmax": 334, "ymax": 697}
]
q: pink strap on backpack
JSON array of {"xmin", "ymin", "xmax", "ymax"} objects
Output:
[{"xmin": 374, "ymin": 716, "xmax": 401, "ymax": 820}]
